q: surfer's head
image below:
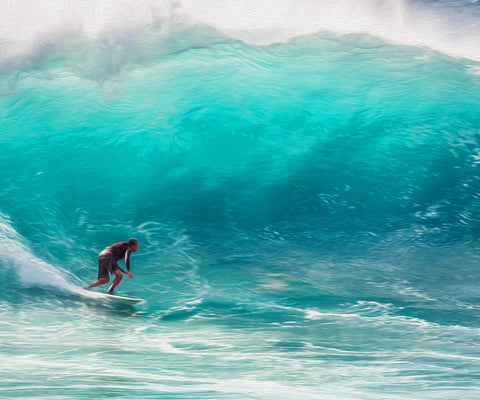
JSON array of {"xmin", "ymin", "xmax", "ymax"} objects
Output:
[{"xmin": 128, "ymin": 238, "xmax": 139, "ymax": 252}]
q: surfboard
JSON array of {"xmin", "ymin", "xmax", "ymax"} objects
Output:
[
  {"xmin": 103, "ymin": 293, "xmax": 144, "ymax": 304},
  {"xmin": 79, "ymin": 287, "xmax": 144, "ymax": 304}
]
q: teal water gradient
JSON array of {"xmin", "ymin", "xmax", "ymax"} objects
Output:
[{"xmin": 1, "ymin": 24, "xmax": 480, "ymax": 399}]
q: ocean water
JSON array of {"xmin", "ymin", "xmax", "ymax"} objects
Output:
[{"xmin": 2, "ymin": 1, "xmax": 480, "ymax": 399}]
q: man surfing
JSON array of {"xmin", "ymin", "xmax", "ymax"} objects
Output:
[{"xmin": 85, "ymin": 238, "xmax": 138, "ymax": 294}]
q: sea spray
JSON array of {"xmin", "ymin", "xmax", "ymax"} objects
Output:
[{"xmin": 2, "ymin": 0, "xmax": 480, "ymax": 63}]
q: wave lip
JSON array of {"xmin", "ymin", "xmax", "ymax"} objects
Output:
[{"xmin": 2, "ymin": 0, "xmax": 480, "ymax": 63}]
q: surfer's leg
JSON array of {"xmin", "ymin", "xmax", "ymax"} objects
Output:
[
  {"xmin": 84, "ymin": 259, "xmax": 110, "ymax": 289},
  {"xmin": 107, "ymin": 269, "xmax": 123, "ymax": 294},
  {"xmin": 84, "ymin": 277, "xmax": 109, "ymax": 289}
]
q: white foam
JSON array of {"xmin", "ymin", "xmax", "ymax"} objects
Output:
[
  {"xmin": 1, "ymin": 0, "xmax": 480, "ymax": 62},
  {"xmin": 0, "ymin": 214, "xmax": 76, "ymax": 291}
]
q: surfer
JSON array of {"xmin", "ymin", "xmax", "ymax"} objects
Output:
[{"xmin": 84, "ymin": 238, "xmax": 138, "ymax": 294}]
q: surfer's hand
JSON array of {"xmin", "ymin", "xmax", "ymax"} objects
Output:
[{"xmin": 127, "ymin": 271, "xmax": 133, "ymax": 279}]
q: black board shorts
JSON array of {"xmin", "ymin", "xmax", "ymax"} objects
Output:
[{"xmin": 97, "ymin": 257, "xmax": 119, "ymax": 279}]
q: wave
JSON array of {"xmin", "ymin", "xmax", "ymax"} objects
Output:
[
  {"xmin": 1, "ymin": 0, "xmax": 480, "ymax": 64},
  {"xmin": 1, "ymin": 24, "xmax": 480, "ymax": 245}
]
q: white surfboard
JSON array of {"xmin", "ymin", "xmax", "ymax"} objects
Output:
[
  {"xmin": 102, "ymin": 293, "xmax": 144, "ymax": 304},
  {"xmin": 79, "ymin": 288, "xmax": 144, "ymax": 304}
]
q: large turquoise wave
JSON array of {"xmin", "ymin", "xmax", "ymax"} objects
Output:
[
  {"xmin": 2, "ymin": 24, "xmax": 480, "ymax": 317},
  {"xmin": 2, "ymin": 27, "xmax": 480, "ymax": 245}
]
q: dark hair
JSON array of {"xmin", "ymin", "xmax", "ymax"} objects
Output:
[{"xmin": 127, "ymin": 238, "xmax": 138, "ymax": 247}]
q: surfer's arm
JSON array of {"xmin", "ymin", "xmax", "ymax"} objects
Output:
[
  {"xmin": 116, "ymin": 265, "xmax": 133, "ymax": 279},
  {"xmin": 124, "ymin": 249, "xmax": 134, "ymax": 278},
  {"xmin": 124, "ymin": 249, "xmax": 132, "ymax": 271}
]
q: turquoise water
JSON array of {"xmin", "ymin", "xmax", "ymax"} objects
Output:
[{"xmin": 2, "ymin": 1, "xmax": 480, "ymax": 399}]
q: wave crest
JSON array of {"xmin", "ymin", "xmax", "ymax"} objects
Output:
[{"xmin": 2, "ymin": 0, "xmax": 480, "ymax": 64}]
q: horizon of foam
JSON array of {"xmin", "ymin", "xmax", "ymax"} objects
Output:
[{"xmin": 1, "ymin": 0, "xmax": 480, "ymax": 63}]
